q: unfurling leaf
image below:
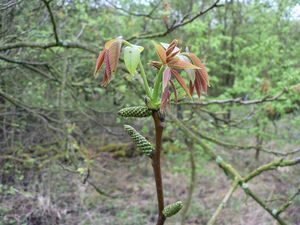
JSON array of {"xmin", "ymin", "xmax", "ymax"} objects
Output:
[
  {"xmin": 154, "ymin": 42, "xmax": 167, "ymax": 64},
  {"xmin": 163, "ymin": 201, "xmax": 183, "ymax": 217},
  {"xmin": 107, "ymin": 39, "xmax": 122, "ymax": 73},
  {"xmin": 118, "ymin": 106, "xmax": 152, "ymax": 118},
  {"xmin": 94, "ymin": 49, "xmax": 107, "ymax": 77},
  {"xmin": 167, "ymin": 57, "xmax": 199, "ymax": 70},
  {"xmin": 124, "ymin": 45, "xmax": 142, "ymax": 75},
  {"xmin": 171, "ymin": 69, "xmax": 191, "ymax": 98},
  {"xmin": 124, "ymin": 125, "xmax": 154, "ymax": 156}
]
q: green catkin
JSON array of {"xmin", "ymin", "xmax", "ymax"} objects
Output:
[
  {"xmin": 118, "ymin": 106, "xmax": 152, "ymax": 118},
  {"xmin": 162, "ymin": 201, "xmax": 183, "ymax": 218},
  {"xmin": 124, "ymin": 125, "xmax": 154, "ymax": 156}
]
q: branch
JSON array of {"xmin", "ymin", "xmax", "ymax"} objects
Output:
[
  {"xmin": 170, "ymin": 114, "xmax": 292, "ymax": 225},
  {"xmin": 171, "ymin": 118, "xmax": 300, "ymax": 157},
  {"xmin": 178, "ymin": 89, "xmax": 288, "ymax": 106},
  {"xmin": 207, "ymin": 178, "xmax": 239, "ymax": 225},
  {"xmin": 127, "ymin": 0, "xmax": 222, "ymax": 41},
  {"xmin": 276, "ymin": 186, "xmax": 300, "ymax": 215},
  {"xmin": 58, "ymin": 163, "xmax": 120, "ymax": 198},
  {"xmin": 243, "ymin": 187, "xmax": 288, "ymax": 225},
  {"xmin": 0, "ymin": 53, "xmax": 48, "ymax": 66},
  {"xmin": 0, "ymin": 89, "xmax": 63, "ymax": 134},
  {"xmin": 42, "ymin": 0, "xmax": 59, "ymax": 43},
  {"xmin": 107, "ymin": 1, "xmax": 161, "ymax": 20},
  {"xmin": 244, "ymin": 158, "xmax": 300, "ymax": 182},
  {"xmin": 0, "ymin": 0, "xmax": 23, "ymax": 11},
  {"xmin": 0, "ymin": 41, "xmax": 98, "ymax": 54}
]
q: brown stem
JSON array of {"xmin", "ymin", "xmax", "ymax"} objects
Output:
[{"xmin": 152, "ymin": 111, "xmax": 166, "ymax": 225}]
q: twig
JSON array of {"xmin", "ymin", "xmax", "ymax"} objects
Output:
[
  {"xmin": 0, "ymin": 53, "xmax": 48, "ymax": 66},
  {"xmin": 107, "ymin": 1, "xmax": 161, "ymax": 20},
  {"xmin": 207, "ymin": 178, "xmax": 239, "ymax": 225},
  {"xmin": 181, "ymin": 140, "xmax": 196, "ymax": 225},
  {"xmin": 244, "ymin": 158, "xmax": 300, "ymax": 182},
  {"xmin": 170, "ymin": 114, "xmax": 291, "ymax": 225},
  {"xmin": 0, "ymin": 41, "xmax": 98, "ymax": 54},
  {"xmin": 42, "ymin": 0, "xmax": 59, "ymax": 43},
  {"xmin": 173, "ymin": 119, "xmax": 300, "ymax": 157},
  {"xmin": 178, "ymin": 89, "xmax": 288, "ymax": 106},
  {"xmin": 276, "ymin": 186, "xmax": 300, "ymax": 215},
  {"xmin": 243, "ymin": 187, "xmax": 287, "ymax": 225},
  {"xmin": 127, "ymin": 0, "xmax": 222, "ymax": 41}
]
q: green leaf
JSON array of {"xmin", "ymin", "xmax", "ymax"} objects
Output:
[{"xmin": 124, "ymin": 45, "xmax": 142, "ymax": 75}]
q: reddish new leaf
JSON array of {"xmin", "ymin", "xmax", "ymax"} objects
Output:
[
  {"xmin": 171, "ymin": 69, "xmax": 191, "ymax": 98},
  {"xmin": 163, "ymin": 68, "xmax": 172, "ymax": 90},
  {"xmin": 94, "ymin": 49, "xmax": 107, "ymax": 77},
  {"xmin": 107, "ymin": 40, "xmax": 122, "ymax": 72},
  {"xmin": 166, "ymin": 39, "xmax": 178, "ymax": 56},
  {"xmin": 101, "ymin": 54, "xmax": 112, "ymax": 87},
  {"xmin": 154, "ymin": 43, "xmax": 167, "ymax": 64},
  {"xmin": 166, "ymin": 50, "xmax": 180, "ymax": 62},
  {"xmin": 194, "ymin": 71, "xmax": 202, "ymax": 97},
  {"xmin": 188, "ymin": 53, "xmax": 209, "ymax": 84},
  {"xmin": 170, "ymin": 80, "xmax": 178, "ymax": 103},
  {"xmin": 161, "ymin": 87, "xmax": 170, "ymax": 111},
  {"xmin": 189, "ymin": 80, "xmax": 194, "ymax": 97}
]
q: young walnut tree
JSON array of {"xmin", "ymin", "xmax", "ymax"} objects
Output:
[{"xmin": 94, "ymin": 38, "xmax": 208, "ymax": 225}]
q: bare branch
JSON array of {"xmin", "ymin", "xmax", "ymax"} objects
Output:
[
  {"xmin": 0, "ymin": 53, "xmax": 48, "ymax": 66},
  {"xmin": 107, "ymin": 1, "xmax": 161, "ymax": 20},
  {"xmin": 244, "ymin": 158, "xmax": 300, "ymax": 182},
  {"xmin": 127, "ymin": 0, "xmax": 222, "ymax": 41},
  {"xmin": 178, "ymin": 88, "xmax": 288, "ymax": 106},
  {"xmin": 243, "ymin": 187, "xmax": 287, "ymax": 225},
  {"xmin": 170, "ymin": 114, "xmax": 295, "ymax": 225},
  {"xmin": 42, "ymin": 0, "xmax": 59, "ymax": 43},
  {"xmin": 170, "ymin": 116, "xmax": 300, "ymax": 157},
  {"xmin": 0, "ymin": 41, "xmax": 98, "ymax": 54},
  {"xmin": 207, "ymin": 179, "xmax": 239, "ymax": 225},
  {"xmin": 0, "ymin": 0, "xmax": 23, "ymax": 11},
  {"xmin": 276, "ymin": 186, "xmax": 300, "ymax": 215}
]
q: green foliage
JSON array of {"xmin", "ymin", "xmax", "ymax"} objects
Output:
[{"xmin": 124, "ymin": 45, "xmax": 143, "ymax": 75}]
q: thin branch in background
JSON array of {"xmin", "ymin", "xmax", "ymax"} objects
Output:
[
  {"xmin": 207, "ymin": 178, "xmax": 239, "ymax": 225},
  {"xmin": 242, "ymin": 187, "xmax": 288, "ymax": 225},
  {"xmin": 244, "ymin": 158, "xmax": 300, "ymax": 182},
  {"xmin": 0, "ymin": 41, "xmax": 98, "ymax": 54},
  {"xmin": 0, "ymin": 0, "xmax": 23, "ymax": 11},
  {"xmin": 178, "ymin": 88, "xmax": 288, "ymax": 106},
  {"xmin": 127, "ymin": 0, "xmax": 222, "ymax": 41},
  {"xmin": 276, "ymin": 186, "xmax": 300, "ymax": 215},
  {"xmin": 180, "ymin": 139, "xmax": 196, "ymax": 225},
  {"xmin": 107, "ymin": 0, "xmax": 161, "ymax": 20},
  {"xmin": 170, "ymin": 114, "xmax": 298, "ymax": 225},
  {"xmin": 0, "ymin": 53, "xmax": 48, "ymax": 66},
  {"xmin": 42, "ymin": 0, "xmax": 59, "ymax": 43},
  {"xmin": 175, "ymin": 117, "xmax": 300, "ymax": 157}
]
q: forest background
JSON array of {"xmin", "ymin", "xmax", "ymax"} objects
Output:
[{"xmin": 0, "ymin": 0, "xmax": 300, "ymax": 224}]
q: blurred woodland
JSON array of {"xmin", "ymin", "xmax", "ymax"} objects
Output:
[{"xmin": 0, "ymin": 0, "xmax": 300, "ymax": 224}]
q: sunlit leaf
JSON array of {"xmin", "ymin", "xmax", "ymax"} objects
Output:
[
  {"xmin": 154, "ymin": 43, "xmax": 167, "ymax": 64},
  {"xmin": 124, "ymin": 45, "xmax": 142, "ymax": 75}
]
